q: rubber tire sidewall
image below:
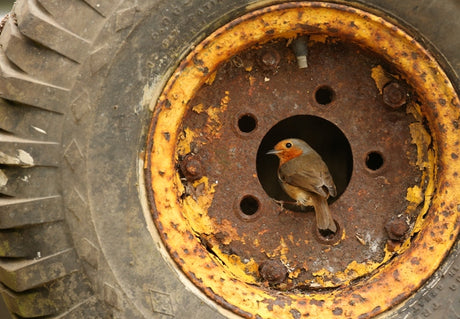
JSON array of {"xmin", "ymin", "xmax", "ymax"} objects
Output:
[{"xmin": 63, "ymin": 0, "xmax": 459, "ymax": 318}]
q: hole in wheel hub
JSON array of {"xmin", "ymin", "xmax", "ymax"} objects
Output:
[
  {"xmin": 239, "ymin": 195, "xmax": 260, "ymax": 216},
  {"xmin": 256, "ymin": 115, "xmax": 352, "ymax": 212},
  {"xmin": 315, "ymin": 85, "xmax": 335, "ymax": 105}
]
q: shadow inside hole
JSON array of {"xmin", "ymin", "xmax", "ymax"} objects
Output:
[
  {"xmin": 315, "ymin": 85, "xmax": 335, "ymax": 105},
  {"xmin": 315, "ymin": 219, "xmax": 342, "ymax": 244},
  {"xmin": 238, "ymin": 114, "xmax": 257, "ymax": 133},
  {"xmin": 256, "ymin": 115, "xmax": 353, "ymax": 212},
  {"xmin": 240, "ymin": 195, "xmax": 260, "ymax": 215},
  {"xmin": 365, "ymin": 151, "xmax": 384, "ymax": 171}
]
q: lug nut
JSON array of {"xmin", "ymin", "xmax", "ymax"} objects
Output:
[
  {"xmin": 382, "ymin": 82, "xmax": 407, "ymax": 108},
  {"xmin": 180, "ymin": 154, "xmax": 203, "ymax": 181},
  {"xmin": 385, "ymin": 215, "xmax": 409, "ymax": 241},
  {"xmin": 261, "ymin": 49, "xmax": 280, "ymax": 69},
  {"xmin": 259, "ymin": 259, "xmax": 287, "ymax": 284}
]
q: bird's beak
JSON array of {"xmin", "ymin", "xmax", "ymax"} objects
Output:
[{"xmin": 266, "ymin": 149, "xmax": 281, "ymax": 155}]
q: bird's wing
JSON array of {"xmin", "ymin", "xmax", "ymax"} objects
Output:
[
  {"xmin": 321, "ymin": 168, "xmax": 337, "ymax": 197},
  {"xmin": 279, "ymin": 158, "xmax": 328, "ymax": 197}
]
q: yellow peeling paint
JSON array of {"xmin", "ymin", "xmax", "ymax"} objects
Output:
[
  {"xmin": 394, "ymin": 99, "xmax": 438, "ymax": 257},
  {"xmin": 267, "ymin": 237, "xmax": 290, "ymax": 264},
  {"xmin": 409, "ymin": 122, "xmax": 432, "ymax": 170},
  {"xmin": 205, "ymin": 71, "xmax": 217, "ymax": 85},
  {"xmin": 248, "ymin": 75, "xmax": 256, "ymax": 86},
  {"xmin": 406, "ymin": 185, "xmax": 423, "ymax": 209},
  {"xmin": 182, "ymin": 179, "xmax": 216, "ymax": 234},
  {"xmin": 313, "ymin": 254, "xmax": 392, "ymax": 287},
  {"xmin": 176, "ymin": 128, "xmax": 197, "ymax": 156},
  {"xmin": 412, "ymin": 149, "xmax": 436, "ymax": 234},
  {"xmin": 406, "ymin": 101, "xmax": 423, "ymax": 122},
  {"xmin": 404, "ymin": 105, "xmax": 437, "ymax": 234},
  {"xmin": 219, "ymin": 219, "xmax": 245, "ymax": 245},
  {"xmin": 289, "ymin": 267, "xmax": 302, "ymax": 279},
  {"xmin": 371, "ymin": 65, "xmax": 391, "ymax": 94},
  {"xmin": 191, "ymin": 103, "xmax": 205, "ymax": 113},
  {"xmin": 193, "ymin": 177, "xmax": 216, "ymax": 210},
  {"xmin": 214, "ymin": 248, "xmax": 260, "ymax": 284}
]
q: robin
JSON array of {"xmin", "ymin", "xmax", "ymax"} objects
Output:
[{"xmin": 267, "ymin": 138, "xmax": 337, "ymax": 232}]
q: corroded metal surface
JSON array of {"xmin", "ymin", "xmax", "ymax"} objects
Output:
[
  {"xmin": 179, "ymin": 39, "xmax": 420, "ymax": 288},
  {"xmin": 145, "ymin": 2, "xmax": 460, "ymax": 318}
]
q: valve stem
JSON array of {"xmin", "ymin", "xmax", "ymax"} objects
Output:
[{"xmin": 292, "ymin": 36, "xmax": 309, "ymax": 69}]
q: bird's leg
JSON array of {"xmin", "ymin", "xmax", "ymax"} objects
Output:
[
  {"xmin": 272, "ymin": 199, "xmax": 303, "ymax": 217},
  {"xmin": 272, "ymin": 198, "xmax": 299, "ymax": 207},
  {"xmin": 271, "ymin": 198, "xmax": 286, "ymax": 209},
  {"xmin": 295, "ymin": 200, "xmax": 307, "ymax": 211}
]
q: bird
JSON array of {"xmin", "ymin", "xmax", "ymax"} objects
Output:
[{"xmin": 267, "ymin": 138, "xmax": 337, "ymax": 233}]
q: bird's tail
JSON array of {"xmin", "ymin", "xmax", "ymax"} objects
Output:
[{"xmin": 311, "ymin": 194, "xmax": 337, "ymax": 233}]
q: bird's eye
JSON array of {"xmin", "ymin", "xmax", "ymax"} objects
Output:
[{"xmin": 285, "ymin": 142, "xmax": 292, "ymax": 148}]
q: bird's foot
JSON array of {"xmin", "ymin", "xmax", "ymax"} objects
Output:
[
  {"xmin": 272, "ymin": 198, "xmax": 286, "ymax": 210},
  {"xmin": 272, "ymin": 199, "xmax": 300, "ymax": 210}
]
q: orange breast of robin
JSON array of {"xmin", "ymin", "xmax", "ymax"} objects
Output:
[{"xmin": 278, "ymin": 147, "xmax": 303, "ymax": 165}]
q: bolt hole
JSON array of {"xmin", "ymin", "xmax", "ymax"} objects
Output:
[
  {"xmin": 315, "ymin": 86, "xmax": 335, "ymax": 105},
  {"xmin": 240, "ymin": 195, "xmax": 260, "ymax": 215},
  {"xmin": 316, "ymin": 220, "xmax": 341, "ymax": 244},
  {"xmin": 238, "ymin": 114, "xmax": 257, "ymax": 133},
  {"xmin": 365, "ymin": 151, "xmax": 384, "ymax": 171},
  {"xmin": 319, "ymin": 228, "xmax": 335, "ymax": 239}
]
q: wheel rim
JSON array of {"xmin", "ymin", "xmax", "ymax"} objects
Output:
[{"xmin": 145, "ymin": 2, "xmax": 460, "ymax": 318}]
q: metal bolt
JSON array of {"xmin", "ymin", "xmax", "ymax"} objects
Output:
[
  {"xmin": 385, "ymin": 215, "xmax": 409, "ymax": 241},
  {"xmin": 261, "ymin": 49, "xmax": 280, "ymax": 69},
  {"xmin": 383, "ymin": 82, "xmax": 407, "ymax": 108},
  {"xmin": 180, "ymin": 155, "xmax": 203, "ymax": 181},
  {"xmin": 259, "ymin": 259, "xmax": 287, "ymax": 284}
]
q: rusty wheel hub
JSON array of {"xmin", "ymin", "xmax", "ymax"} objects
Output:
[{"xmin": 145, "ymin": 2, "xmax": 460, "ymax": 318}]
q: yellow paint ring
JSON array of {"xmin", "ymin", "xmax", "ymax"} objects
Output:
[{"xmin": 146, "ymin": 2, "xmax": 460, "ymax": 318}]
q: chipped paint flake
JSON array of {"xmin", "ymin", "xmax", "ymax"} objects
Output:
[
  {"xmin": 409, "ymin": 122, "xmax": 432, "ymax": 170},
  {"xmin": 176, "ymin": 128, "xmax": 197, "ymax": 156},
  {"xmin": 205, "ymin": 71, "xmax": 217, "ymax": 85},
  {"xmin": 371, "ymin": 65, "xmax": 391, "ymax": 94},
  {"xmin": 406, "ymin": 185, "xmax": 423, "ymax": 208}
]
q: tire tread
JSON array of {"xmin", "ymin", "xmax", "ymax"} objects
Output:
[{"xmin": 0, "ymin": 0, "xmax": 113, "ymax": 316}]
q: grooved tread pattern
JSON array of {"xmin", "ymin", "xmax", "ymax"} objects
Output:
[{"xmin": 0, "ymin": 0, "xmax": 113, "ymax": 317}]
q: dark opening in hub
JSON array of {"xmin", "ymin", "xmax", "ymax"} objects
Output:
[
  {"xmin": 238, "ymin": 114, "xmax": 257, "ymax": 133},
  {"xmin": 365, "ymin": 151, "xmax": 384, "ymax": 171},
  {"xmin": 239, "ymin": 195, "xmax": 260, "ymax": 215},
  {"xmin": 315, "ymin": 85, "xmax": 335, "ymax": 105},
  {"xmin": 256, "ymin": 115, "xmax": 353, "ymax": 211}
]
